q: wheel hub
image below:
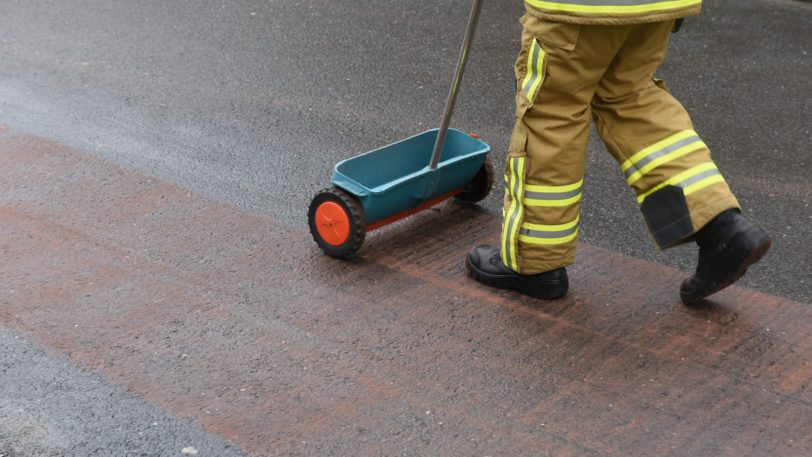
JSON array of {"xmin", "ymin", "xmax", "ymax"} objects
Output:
[{"xmin": 315, "ymin": 201, "xmax": 351, "ymax": 246}]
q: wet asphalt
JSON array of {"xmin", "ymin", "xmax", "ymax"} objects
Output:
[
  {"xmin": 0, "ymin": 0, "xmax": 810, "ymax": 455},
  {"xmin": 0, "ymin": 329, "xmax": 247, "ymax": 457}
]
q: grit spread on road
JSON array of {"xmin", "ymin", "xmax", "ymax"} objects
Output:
[{"xmin": 0, "ymin": 129, "xmax": 809, "ymax": 456}]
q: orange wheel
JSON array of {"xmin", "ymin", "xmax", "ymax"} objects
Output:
[
  {"xmin": 314, "ymin": 201, "xmax": 351, "ymax": 246},
  {"xmin": 308, "ymin": 188, "xmax": 366, "ymax": 258}
]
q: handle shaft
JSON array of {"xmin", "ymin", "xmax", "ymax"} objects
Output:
[{"xmin": 429, "ymin": 0, "xmax": 483, "ymax": 169}]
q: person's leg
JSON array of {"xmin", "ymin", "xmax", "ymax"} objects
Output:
[
  {"xmin": 466, "ymin": 13, "xmax": 630, "ymax": 298},
  {"xmin": 591, "ymin": 20, "xmax": 770, "ymax": 303},
  {"xmin": 592, "ymin": 20, "xmax": 740, "ymax": 247},
  {"xmin": 507, "ymin": 17, "xmax": 635, "ymax": 271}
]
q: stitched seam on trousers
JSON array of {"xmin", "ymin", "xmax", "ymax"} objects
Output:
[{"xmin": 652, "ymin": 213, "xmax": 692, "ymax": 238}]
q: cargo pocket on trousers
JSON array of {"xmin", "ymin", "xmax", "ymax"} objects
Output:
[
  {"xmin": 534, "ymin": 20, "xmax": 580, "ymax": 52},
  {"xmin": 517, "ymin": 15, "xmax": 579, "ymax": 109},
  {"xmin": 501, "ymin": 153, "xmax": 528, "ymax": 271}
]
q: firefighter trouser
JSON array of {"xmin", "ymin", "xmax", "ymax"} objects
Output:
[{"xmin": 501, "ymin": 14, "xmax": 740, "ymax": 274}]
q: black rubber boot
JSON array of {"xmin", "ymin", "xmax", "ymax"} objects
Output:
[
  {"xmin": 680, "ymin": 209, "xmax": 771, "ymax": 304},
  {"xmin": 465, "ymin": 245, "xmax": 568, "ymax": 299}
]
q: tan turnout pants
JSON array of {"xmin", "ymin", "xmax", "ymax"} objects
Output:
[{"xmin": 501, "ymin": 13, "xmax": 740, "ymax": 274}]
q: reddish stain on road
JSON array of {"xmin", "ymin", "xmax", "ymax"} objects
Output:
[{"xmin": 1, "ymin": 129, "xmax": 810, "ymax": 456}]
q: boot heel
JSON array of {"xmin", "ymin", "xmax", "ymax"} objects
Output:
[{"xmin": 732, "ymin": 227, "xmax": 771, "ymax": 266}]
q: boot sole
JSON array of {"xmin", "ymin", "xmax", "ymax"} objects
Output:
[
  {"xmin": 464, "ymin": 256, "xmax": 568, "ymax": 300},
  {"xmin": 680, "ymin": 229, "xmax": 772, "ymax": 305}
]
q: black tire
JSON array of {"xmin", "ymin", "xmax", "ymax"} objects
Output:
[
  {"xmin": 308, "ymin": 187, "xmax": 366, "ymax": 258},
  {"xmin": 454, "ymin": 157, "xmax": 494, "ymax": 203}
]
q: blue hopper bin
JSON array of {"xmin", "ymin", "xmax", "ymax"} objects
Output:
[
  {"xmin": 331, "ymin": 128, "xmax": 490, "ymax": 225},
  {"xmin": 308, "ymin": 0, "xmax": 490, "ymax": 258}
]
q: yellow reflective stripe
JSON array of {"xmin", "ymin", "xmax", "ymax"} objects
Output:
[
  {"xmin": 525, "ymin": 194, "xmax": 582, "ymax": 207},
  {"xmin": 521, "ymin": 39, "xmax": 546, "ymax": 103},
  {"xmin": 511, "ymin": 158, "xmax": 526, "ymax": 270},
  {"xmin": 518, "ymin": 215, "xmax": 580, "ymax": 245},
  {"xmin": 621, "ymin": 130, "xmax": 697, "ymax": 173},
  {"xmin": 525, "ymin": 179, "xmax": 583, "ymax": 194},
  {"xmin": 637, "ymin": 162, "xmax": 717, "ymax": 202},
  {"xmin": 524, "ymin": 179, "xmax": 583, "ymax": 207},
  {"xmin": 636, "ymin": 162, "xmax": 722, "ymax": 203},
  {"xmin": 622, "ymin": 131, "xmax": 707, "ymax": 186},
  {"xmin": 626, "ymin": 141, "xmax": 706, "ymax": 185},
  {"xmin": 520, "ymin": 39, "xmax": 535, "ymax": 96},
  {"xmin": 501, "ymin": 194, "xmax": 516, "ymax": 269},
  {"xmin": 522, "ymin": 215, "xmax": 580, "ymax": 232},
  {"xmin": 525, "ymin": 0, "xmax": 701, "ymax": 14},
  {"xmin": 683, "ymin": 174, "xmax": 725, "ymax": 197},
  {"xmin": 502, "ymin": 157, "xmax": 526, "ymax": 271},
  {"xmin": 519, "ymin": 229, "xmax": 579, "ymax": 245}
]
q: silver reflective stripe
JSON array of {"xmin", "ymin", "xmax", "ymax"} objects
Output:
[
  {"xmin": 636, "ymin": 162, "xmax": 721, "ymax": 204},
  {"xmin": 520, "ymin": 225, "xmax": 578, "ymax": 239},
  {"xmin": 524, "ymin": 44, "xmax": 542, "ymax": 100},
  {"xmin": 503, "ymin": 158, "xmax": 522, "ymax": 269},
  {"xmin": 538, "ymin": 0, "xmax": 681, "ymax": 5},
  {"xmin": 677, "ymin": 167, "xmax": 721, "ymax": 188},
  {"xmin": 623, "ymin": 135, "xmax": 702, "ymax": 179},
  {"xmin": 525, "ymin": 187, "xmax": 581, "ymax": 201}
]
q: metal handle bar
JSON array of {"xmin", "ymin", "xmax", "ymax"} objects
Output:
[{"xmin": 429, "ymin": 0, "xmax": 483, "ymax": 170}]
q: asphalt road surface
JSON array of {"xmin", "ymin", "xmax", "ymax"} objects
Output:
[{"xmin": 1, "ymin": 1, "xmax": 810, "ymax": 456}]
